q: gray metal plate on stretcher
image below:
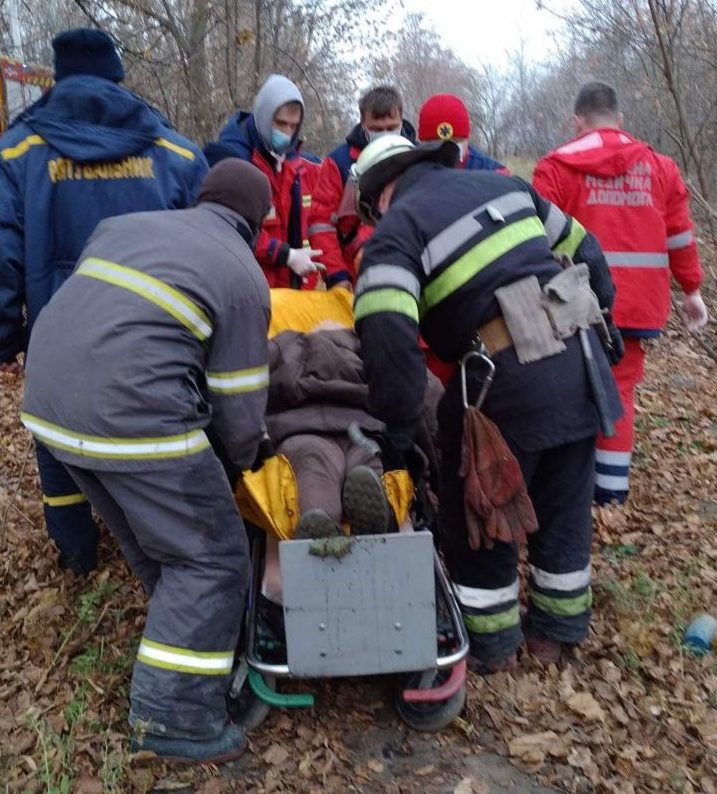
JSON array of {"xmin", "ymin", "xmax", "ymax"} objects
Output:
[{"xmin": 279, "ymin": 531, "xmax": 437, "ymax": 677}]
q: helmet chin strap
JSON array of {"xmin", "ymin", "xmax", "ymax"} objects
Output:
[{"xmin": 357, "ymin": 194, "xmax": 382, "ymax": 227}]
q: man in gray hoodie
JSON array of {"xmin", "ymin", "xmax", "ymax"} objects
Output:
[
  {"xmin": 204, "ymin": 74, "xmax": 322, "ymax": 289},
  {"xmin": 22, "ymin": 159, "xmax": 271, "ymax": 764}
]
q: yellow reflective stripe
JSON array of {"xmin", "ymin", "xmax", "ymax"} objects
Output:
[
  {"xmin": 552, "ymin": 218, "xmax": 587, "ymax": 256},
  {"xmin": 206, "ymin": 364, "xmax": 269, "ymax": 394},
  {"xmin": 42, "ymin": 493, "xmax": 87, "ymax": 507},
  {"xmin": 302, "ymin": 194, "xmax": 312, "ymax": 207},
  {"xmin": 77, "ymin": 257, "xmax": 213, "ymax": 341},
  {"xmin": 529, "ymin": 587, "xmax": 593, "ymax": 617},
  {"xmin": 420, "ymin": 216, "xmax": 545, "ymax": 313},
  {"xmin": 155, "ymin": 137, "xmax": 195, "ymax": 160},
  {"xmin": 1, "ymin": 134, "xmax": 45, "ymax": 160},
  {"xmin": 354, "ymin": 288, "xmax": 419, "ymax": 323},
  {"xmin": 463, "ymin": 605, "xmax": 520, "ymax": 634},
  {"xmin": 137, "ymin": 638, "xmax": 233, "ymax": 675},
  {"xmin": 22, "ymin": 412, "xmax": 210, "ymax": 461}
]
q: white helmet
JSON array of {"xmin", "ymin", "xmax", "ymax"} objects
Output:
[{"xmin": 352, "ymin": 135, "xmax": 460, "ymax": 225}]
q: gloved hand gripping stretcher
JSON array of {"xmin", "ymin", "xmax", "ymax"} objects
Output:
[{"xmin": 230, "ymin": 287, "xmax": 469, "ymax": 732}]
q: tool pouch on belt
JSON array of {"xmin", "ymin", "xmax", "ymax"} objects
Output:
[
  {"xmin": 495, "ymin": 276, "xmax": 566, "ymax": 363},
  {"xmin": 541, "ymin": 263, "xmax": 609, "ymax": 342},
  {"xmin": 459, "ymin": 406, "xmax": 539, "ymax": 550}
]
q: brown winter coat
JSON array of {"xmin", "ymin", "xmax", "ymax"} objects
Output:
[{"xmin": 266, "ymin": 328, "xmax": 443, "ymax": 482}]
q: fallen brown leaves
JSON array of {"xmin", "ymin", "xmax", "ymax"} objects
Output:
[{"xmin": 1, "ymin": 317, "xmax": 717, "ymax": 793}]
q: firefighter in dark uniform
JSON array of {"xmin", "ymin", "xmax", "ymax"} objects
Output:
[
  {"xmin": 22, "ymin": 160, "xmax": 272, "ymax": 762},
  {"xmin": 352, "ymin": 136, "xmax": 622, "ymax": 671}
]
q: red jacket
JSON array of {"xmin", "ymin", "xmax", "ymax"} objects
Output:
[
  {"xmin": 307, "ymin": 150, "xmax": 372, "ymax": 285},
  {"xmin": 205, "ymin": 112, "xmax": 321, "ymax": 289},
  {"xmin": 308, "ymin": 122, "xmax": 417, "ymax": 286},
  {"xmin": 251, "ymin": 149, "xmax": 321, "ymax": 288},
  {"xmin": 533, "ymin": 129, "xmax": 701, "ymax": 332}
]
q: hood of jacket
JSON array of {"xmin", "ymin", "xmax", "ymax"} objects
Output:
[
  {"xmin": 211, "ymin": 108, "xmax": 306, "ymax": 166},
  {"xmin": 345, "ymin": 118, "xmax": 417, "ymax": 151},
  {"xmin": 21, "ymin": 75, "xmax": 167, "ymax": 162},
  {"xmin": 252, "ymin": 74, "xmax": 304, "ymax": 151},
  {"xmin": 546, "ymin": 128, "xmax": 653, "ymax": 178}
]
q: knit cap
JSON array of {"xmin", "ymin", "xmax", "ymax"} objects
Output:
[
  {"xmin": 52, "ymin": 28, "xmax": 124, "ymax": 83},
  {"xmin": 197, "ymin": 158, "xmax": 273, "ymax": 231},
  {"xmin": 418, "ymin": 94, "xmax": 470, "ymax": 142}
]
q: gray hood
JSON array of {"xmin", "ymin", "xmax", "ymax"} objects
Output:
[{"xmin": 252, "ymin": 74, "xmax": 304, "ymax": 150}]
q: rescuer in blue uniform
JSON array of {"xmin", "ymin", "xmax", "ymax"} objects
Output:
[
  {"xmin": 0, "ymin": 28, "xmax": 208, "ymax": 574},
  {"xmin": 352, "ymin": 136, "xmax": 622, "ymax": 670}
]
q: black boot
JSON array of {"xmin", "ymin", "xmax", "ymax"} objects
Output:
[
  {"xmin": 343, "ymin": 466, "xmax": 394, "ymax": 535},
  {"xmin": 130, "ymin": 722, "xmax": 246, "ymax": 764}
]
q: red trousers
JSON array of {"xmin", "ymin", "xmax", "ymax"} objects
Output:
[{"xmin": 595, "ymin": 337, "xmax": 645, "ymax": 504}]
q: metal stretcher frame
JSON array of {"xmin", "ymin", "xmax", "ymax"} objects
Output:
[{"xmin": 245, "ymin": 533, "xmax": 470, "ymax": 678}]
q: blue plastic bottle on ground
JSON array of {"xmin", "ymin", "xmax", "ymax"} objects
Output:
[{"xmin": 684, "ymin": 614, "xmax": 717, "ymax": 655}]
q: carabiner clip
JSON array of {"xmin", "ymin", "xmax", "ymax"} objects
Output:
[{"xmin": 459, "ymin": 346, "xmax": 495, "ymax": 410}]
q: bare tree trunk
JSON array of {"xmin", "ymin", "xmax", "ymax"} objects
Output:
[
  {"xmin": 253, "ymin": 0, "xmax": 262, "ymax": 94},
  {"xmin": 186, "ymin": 0, "xmax": 213, "ymax": 142},
  {"xmin": 224, "ymin": 0, "xmax": 239, "ymax": 107},
  {"xmin": 646, "ymin": 0, "xmax": 717, "ymax": 249}
]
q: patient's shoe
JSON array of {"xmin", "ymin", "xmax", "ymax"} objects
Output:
[
  {"xmin": 130, "ymin": 722, "xmax": 246, "ymax": 764},
  {"xmin": 295, "ymin": 508, "xmax": 341, "ymax": 539},
  {"xmin": 343, "ymin": 465, "xmax": 394, "ymax": 535}
]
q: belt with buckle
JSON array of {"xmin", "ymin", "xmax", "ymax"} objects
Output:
[{"xmin": 475, "ymin": 315, "xmax": 513, "ymax": 356}]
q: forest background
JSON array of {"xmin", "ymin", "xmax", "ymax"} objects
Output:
[
  {"xmin": 2, "ymin": 0, "xmax": 717, "ymax": 215},
  {"xmin": 1, "ymin": 2, "xmax": 717, "ymax": 793}
]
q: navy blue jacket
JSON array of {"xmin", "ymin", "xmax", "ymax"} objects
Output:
[
  {"xmin": 0, "ymin": 75, "xmax": 207, "ymax": 362},
  {"xmin": 204, "ymin": 110, "xmax": 261, "ymax": 165},
  {"xmin": 354, "ymin": 164, "xmax": 620, "ymax": 451},
  {"xmin": 464, "ymin": 144, "xmax": 506, "ymax": 173},
  {"xmin": 329, "ymin": 121, "xmax": 417, "ymax": 188}
]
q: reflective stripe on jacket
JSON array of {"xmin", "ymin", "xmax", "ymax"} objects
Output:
[
  {"xmin": 353, "ymin": 164, "xmax": 616, "ymax": 444},
  {"xmin": 533, "ymin": 128, "xmax": 702, "ymax": 331},
  {"xmin": 22, "ymin": 203, "xmax": 270, "ymax": 471},
  {"xmin": 0, "ymin": 75, "xmax": 208, "ymax": 363}
]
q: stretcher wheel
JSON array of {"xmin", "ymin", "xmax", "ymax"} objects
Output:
[
  {"xmin": 227, "ymin": 673, "xmax": 276, "ymax": 731},
  {"xmin": 395, "ymin": 668, "xmax": 466, "ymax": 732}
]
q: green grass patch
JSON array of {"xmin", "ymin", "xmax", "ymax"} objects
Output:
[
  {"xmin": 634, "ymin": 414, "xmax": 670, "ymax": 431},
  {"xmin": 27, "ymin": 711, "xmax": 74, "ymax": 794},
  {"xmin": 602, "ymin": 544, "xmax": 639, "ymax": 566}
]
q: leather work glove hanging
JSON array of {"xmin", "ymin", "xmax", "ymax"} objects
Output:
[{"xmin": 459, "ymin": 406, "xmax": 539, "ymax": 550}]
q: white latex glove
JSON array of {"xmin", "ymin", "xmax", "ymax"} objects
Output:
[
  {"xmin": 287, "ymin": 248, "xmax": 325, "ymax": 277},
  {"xmin": 682, "ymin": 290, "xmax": 709, "ymax": 332}
]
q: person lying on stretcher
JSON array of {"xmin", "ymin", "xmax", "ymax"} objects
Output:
[
  {"xmin": 233, "ymin": 288, "xmax": 442, "ymax": 609},
  {"xmin": 261, "ymin": 319, "xmax": 442, "ymax": 538}
]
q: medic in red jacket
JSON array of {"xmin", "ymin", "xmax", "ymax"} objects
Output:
[
  {"xmin": 308, "ymin": 86, "xmax": 416, "ymax": 289},
  {"xmin": 205, "ymin": 74, "xmax": 321, "ymax": 289},
  {"xmin": 533, "ymin": 81, "xmax": 709, "ymax": 505}
]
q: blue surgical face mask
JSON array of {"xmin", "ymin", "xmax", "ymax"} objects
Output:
[{"xmin": 270, "ymin": 128, "xmax": 293, "ymax": 153}]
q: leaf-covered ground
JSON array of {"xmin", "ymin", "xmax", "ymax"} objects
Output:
[{"xmin": 1, "ymin": 319, "xmax": 716, "ymax": 793}]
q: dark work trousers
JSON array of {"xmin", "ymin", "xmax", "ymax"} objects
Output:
[
  {"xmin": 35, "ymin": 441, "xmax": 99, "ymax": 573},
  {"xmin": 277, "ymin": 434, "xmax": 382, "ymax": 523},
  {"xmin": 438, "ymin": 378, "xmax": 595, "ymax": 666},
  {"xmin": 65, "ymin": 448, "xmax": 249, "ymax": 740}
]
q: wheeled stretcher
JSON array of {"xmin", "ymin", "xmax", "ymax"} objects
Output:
[{"xmin": 229, "ymin": 288, "xmax": 469, "ymax": 731}]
